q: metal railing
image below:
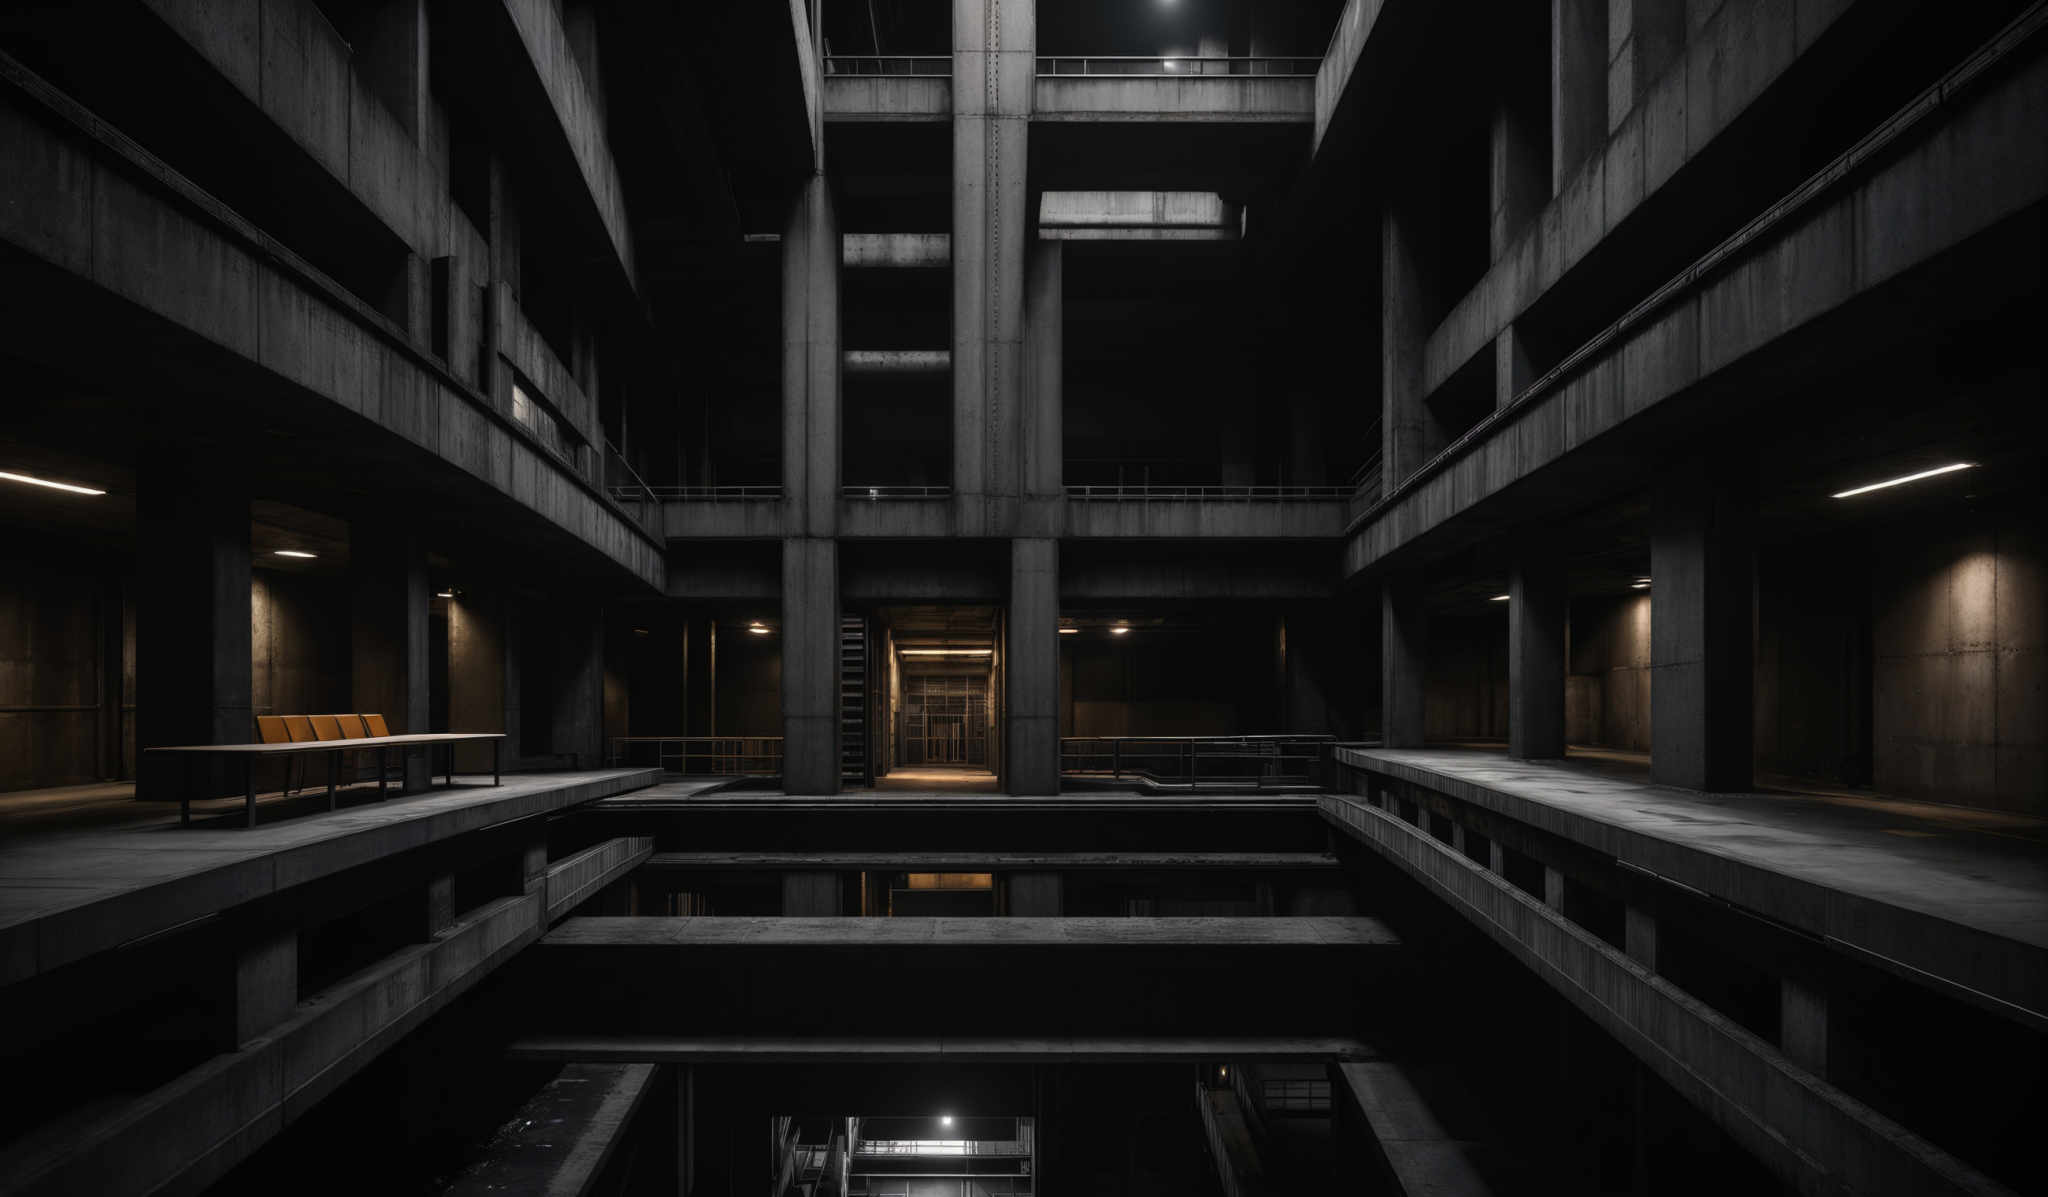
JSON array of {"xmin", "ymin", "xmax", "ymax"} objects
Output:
[
  {"xmin": 825, "ymin": 55, "xmax": 950, "ymax": 76},
  {"xmin": 1039, "ymin": 55, "xmax": 1319, "ymax": 76},
  {"xmin": 843, "ymin": 484, "xmax": 952, "ymax": 499},
  {"xmin": 608, "ymin": 736, "xmax": 782, "ymax": 776},
  {"xmin": 1261, "ymin": 1078, "xmax": 1332, "ymax": 1114},
  {"xmin": 1066, "ymin": 484, "xmax": 1352, "ymax": 501},
  {"xmin": 1060, "ymin": 734, "xmax": 1331, "ymax": 789},
  {"xmin": 856, "ymin": 1139, "xmax": 1032, "ymax": 1157},
  {"xmin": 612, "ymin": 484, "xmax": 783, "ymax": 501}
]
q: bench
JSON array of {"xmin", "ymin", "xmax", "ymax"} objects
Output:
[{"xmin": 147, "ymin": 727, "xmax": 507, "ymax": 828}]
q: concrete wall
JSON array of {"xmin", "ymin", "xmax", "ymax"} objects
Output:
[
  {"xmin": 0, "ymin": 553, "xmax": 115, "ymax": 791},
  {"xmin": 1567, "ymin": 594, "xmax": 1652, "ymax": 751},
  {"xmin": 1062, "ymin": 624, "xmax": 1280, "ymax": 738},
  {"xmin": 250, "ymin": 568, "xmax": 350, "ymax": 719},
  {"xmin": 1424, "ymin": 614, "xmax": 1509, "ymax": 741},
  {"xmin": 1755, "ymin": 539, "xmax": 1871, "ymax": 788},
  {"xmin": 1872, "ymin": 507, "xmax": 2045, "ymax": 813}
]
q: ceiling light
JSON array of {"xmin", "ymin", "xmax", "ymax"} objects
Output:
[
  {"xmin": 1631, "ymin": 581, "xmax": 1650, "ymax": 590},
  {"xmin": 940, "ymin": 1115, "xmax": 953, "ymax": 1126},
  {"xmin": 436, "ymin": 590, "xmax": 455, "ymax": 599},
  {"xmin": 901, "ymin": 648, "xmax": 992, "ymax": 657},
  {"xmin": 0, "ymin": 470, "xmax": 106, "ymax": 496},
  {"xmin": 1058, "ymin": 627, "xmax": 1078, "ymax": 634},
  {"xmin": 633, "ymin": 627, "xmax": 650, "ymax": 636},
  {"xmin": 273, "ymin": 549, "xmax": 317, "ymax": 559},
  {"xmin": 1111, "ymin": 625, "xmax": 1130, "ymax": 635},
  {"xmin": 1830, "ymin": 462, "xmax": 1975, "ymax": 499},
  {"xmin": 1490, "ymin": 593, "xmax": 1510, "ymax": 602},
  {"xmin": 749, "ymin": 624, "xmax": 772, "ymax": 635}
]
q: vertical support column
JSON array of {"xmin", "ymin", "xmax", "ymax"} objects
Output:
[
  {"xmin": 1021, "ymin": 241, "xmax": 1064, "ymax": 506},
  {"xmin": 1650, "ymin": 456, "xmax": 1754, "ymax": 790},
  {"xmin": 1380, "ymin": 571, "xmax": 1428, "ymax": 748},
  {"xmin": 1551, "ymin": 0, "xmax": 1609, "ymax": 193},
  {"xmin": 552, "ymin": 607, "xmax": 604, "ymax": 769},
  {"xmin": 501, "ymin": 595, "xmax": 524, "ymax": 761},
  {"xmin": 1489, "ymin": 81, "xmax": 1547, "ymax": 260},
  {"xmin": 675, "ymin": 1066, "xmax": 695, "ymax": 1196},
  {"xmin": 1509, "ymin": 553, "xmax": 1568, "ymax": 759},
  {"xmin": 1624, "ymin": 903, "xmax": 1658, "ymax": 968},
  {"xmin": 425, "ymin": 873, "xmax": 456, "ymax": 938},
  {"xmin": 1543, "ymin": 865, "xmax": 1566, "ymax": 911},
  {"xmin": 1007, "ymin": 539, "xmax": 1059, "ymax": 795},
  {"xmin": 782, "ymin": 174, "xmax": 840, "ymax": 534},
  {"xmin": 135, "ymin": 461, "xmax": 250, "ymax": 798},
  {"xmin": 781, "ymin": 538, "xmax": 840, "ymax": 794},
  {"xmin": 232, "ymin": 927, "xmax": 297, "ymax": 1046},
  {"xmin": 1006, "ymin": 872, "xmax": 1063, "ymax": 915},
  {"xmin": 351, "ymin": 525, "xmax": 430, "ymax": 791},
  {"xmin": 782, "ymin": 872, "xmax": 843, "ymax": 915},
  {"xmin": 953, "ymin": 0, "xmax": 1034, "ymax": 531},
  {"xmin": 1781, "ymin": 975, "xmax": 1829, "ymax": 1077},
  {"xmin": 1379, "ymin": 201, "xmax": 1428, "ymax": 495},
  {"xmin": 447, "ymin": 590, "xmax": 505, "ymax": 772},
  {"xmin": 1608, "ymin": 0, "xmax": 1686, "ymax": 133}
]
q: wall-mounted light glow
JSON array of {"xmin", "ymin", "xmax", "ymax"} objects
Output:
[
  {"xmin": 1490, "ymin": 593, "xmax": 1510, "ymax": 602},
  {"xmin": 436, "ymin": 590, "xmax": 455, "ymax": 599},
  {"xmin": 748, "ymin": 622, "xmax": 773, "ymax": 635},
  {"xmin": 273, "ymin": 549, "xmax": 317, "ymax": 559},
  {"xmin": 1111, "ymin": 623, "xmax": 1131, "ymax": 635},
  {"xmin": 633, "ymin": 627, "xmax": 651, "ymax": 636},
  {"xmin": 0, "ymin": 470, "xmax": 106, "ymax": 496},
  {"xmin": 1631, "ymin": 579, "xmax": 1650, "ymax": 590},
  {"xmin": 901, "ymin": 648, "xmax": 993, "ymax": 657},
  {"xmin": 1830, "ymin": 462, "xmax": 1975, "ymax": 499},
  {"xmin": 940, "ymin": 1115, "xmax": 953, "ymax": 1127},
  {"xmin": 1058, "ymin": 627, "xmax": 1078, "ymax": 635}
]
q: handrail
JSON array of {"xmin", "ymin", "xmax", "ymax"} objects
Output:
[
  {"xmin": 619, "ymin": 484, "xmax": 783, "ymax": 501},
  {"xmin": 1060, "ymin": 734, "xmax": 1332, "ymax": 789},
  {"xmin": 608, "ymin": 736, "xmax": 783, "ymax": 776},
  {"xmin": 843, "ymin": 484, "xmax": 952, "ymax": 499},
  {"xmin": 1040, "ymin": 55, "xmax": 1319, "ymax": 77},
  {"xmin": 1066, "ymin": 484, "xmax": 1351, "ymax": 500},
  {"xmin": 825, "ymin": 55, "xmax": 950, "ymax": 76}
]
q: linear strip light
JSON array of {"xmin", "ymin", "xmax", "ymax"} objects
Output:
[
  {"xmin": 273, "ymin": 550, "xmax": 317, "ymax": 559},
  {"xmin": 1830, "ymin": 462, "xmax": 1974, "ymax": 499},
  {"xmin": 901, "ymin": 648, "xmax": 992, "ymax": 657},
  {"xmin": 0, "ymin": 469, "xmax": 106, "ymax": 495}
]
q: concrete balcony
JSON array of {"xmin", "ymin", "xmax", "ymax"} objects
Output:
[
  {"xmin": 1064, "ymin": 488, "xmax": 1352, "ymax": 539},
  {"xmin": 823, "ymin": 58, "xmax": 950, "ymax": 122},
  {"xmin": 1033, "ymin": 60, "xmax": 1315, "ymax": 124}
]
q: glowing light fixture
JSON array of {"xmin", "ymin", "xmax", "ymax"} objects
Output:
[
  {"xmin": 940, "ymin": 1115, "xmax": 953, "ymax": 1127},
  {"xmin": 1631, "ymin": 579, "xmax": 1651, "ymax": 590},
  {"xmin": 273, "ymin": 549, "xmax": 317, "ymax": 559},
  {"xmin": 0, "ymin": 470, "xmax": 105, "ymax": 496},
  {"xmin": 1490, "ymin": 593, "xmax": 1510, "ymax": 602},
  {"xmin": 1058, "ymin": 627, "xmax": 1078, "ymax": 635},
  {"xmin": 1830, "ymin": 462, "xmax": 1975, "ymax": 499},
  {"xmin": 1111, "ymin": 625, "xmax": 1130, "ymax": 635},
  {"xmin": 901, "ymin": 648, "xmax": 993, "ymax": 657},
  {"xmin": 748, "ymin": 622, "xmax": 772, "ymax": 635},
  {"xmin": 436, "ymin": 590, "xmax": 455, "ymax": 599}
]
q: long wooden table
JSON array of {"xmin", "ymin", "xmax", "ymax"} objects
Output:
[{"xmin": 145, "ymin": 733, "xmax": 506, "ymax": 827}]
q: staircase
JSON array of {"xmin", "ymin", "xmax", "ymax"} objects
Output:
[{"xmin": 840, "ymin": 615, "xmax": 867, "ymax": 787}]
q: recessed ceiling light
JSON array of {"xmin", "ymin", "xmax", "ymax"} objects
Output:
[
  {"xmin": 0, "ymin": 470, "xmax": 106, "ymax": 496},
  {"xmin": 1490, "ymin": 593, "xmax": 1510, "ymax": 602},
  {"xmin": 273, "ymin": 550, "xmax": 316, "ymax": 559},
  {"xmin": 1631, "ymin": 581, "xmax": 1650, "ymax": 590},
  {"xmin": 749, "ymin": 624, "xmax": 772, "ymax": 635},
  {"xmin": 436, "ymin": 590, "xmax": 455, "ymax": 598},
  {"xmin": 1058, "ymin": 627, "xmax": 1078, "ymax": 634},
  {"xmin": 1830, "ymin": 462, "xmax": 1975, "ymax": 499},
  {"xmin": 1111, "ymin": 625, "xmax": 1130, "ymax": 635},
  {"xmin": 901, "ymin": 648, "xmax": 992, "ymax": 657}
]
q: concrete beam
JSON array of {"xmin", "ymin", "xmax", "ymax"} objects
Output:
[
  {"xmin": 822, "ymin": 75, "xmax": 950, "ymax": 122},
  {"xmin": 508, "ymin": 1036, "xmax": 1376, "ymax": 1064},
  {"xmin": 1335, "ymin": 1061, "xmax": 1501, "ymax": 1196},
  {"xmin": 842, "ymin": 232, "xmax": 951, "ymax": 268},
  {"xmin": 444, "ymin": 1063, "xmax": 660, "ymax": 1197},
  {"xmin": 1035, "ymin": 76, "xmax": 1312, "ymax": 123},
  {"xmin": 1321, "ymin": 794, "xmax": 2014, "ymax": 1197},
  {"xmin": 842, "ymin": 348, "xmax": 951, "ymax": 377}
]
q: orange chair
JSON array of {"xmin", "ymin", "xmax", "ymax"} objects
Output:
[
  {"xmin": 336, "ymin": 714, "xmax": 370, "ymax": 739},
  {"xmin": 256, "ymin": 716, "xmax": 301, "ymax": 795},
  {"xmin": 363, "ymin": 713, "xmax": 392, "ymax": 737},
  {"xmin": 309, "ymin": 715, "xmax": 345, "ymax": 741},
  {"xmin": 283, "ymin": 715, "xmax": 318, "ymax": 744}
]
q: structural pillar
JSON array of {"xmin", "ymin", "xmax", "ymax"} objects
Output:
[
  {"xmin": 1021, "ymin": 241, "xmax": 1063, "ymax": 507},
  {"xmin": 232, "ymin": 927, "xmax": 297, "ymax": 1046},
  {"xmin": 1005, "ymin": 872, "xmax": 1062, "ymax": 916},
  {"xmin": 783, "ymin": 173, "xmax": 840, "ymax": 532},
  {"xmin": 1650, "ymin": 456, "xmax": 1754, "ymax": 790},
  {"xmin": 952, "ymin": 0, "xmax": 1033, "ymax": 531},
  {"xmin": 447, "ymin": 589, "xmax": 504, "ymax": 773},
  {"xmin": 551, "ymin": 606, "xmax": 604, "ymax": 769},
  {"xmin": 135, "ymin": 460, "xmax": 250, "ymax": 798},
  {"xmin": 781, "ymin": 538, "xmax": 840, "ymax": 794},
  {"xmin": 1781, "ymin": 975, "xmax": 1829, "ymax": 1077},
  {"xmin": 1551, "ymin": 0, "xmax": 1608, "ymax": 193},
  {"xmin": 1380, "ymin": 572, "xmax": 1428, "ymax": 748},
  {"xmin": 782, "ymin": 872, "xmax": 843, "ymax": 915},
  {"xmin": 1508, "ymin": 553, "xmax": 1568, "ymax": 759},
  {"xmin": 351, "ymin": 525, "xmax": 430, "ymax": 791},
  {"xmin": 1380, "ymin": 201, "xmax": 1429, "ymax": 495},
  {"xmin": 1006, "ymin": 539, "xmax": 1059, "ymax": 795}
]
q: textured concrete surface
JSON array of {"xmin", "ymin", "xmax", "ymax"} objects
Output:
[
  {"xmin": 444, "ymin": 1063, "xmax": 658, "ymax": 1197},
  {"xmin": 508, "ymin": 1035, "xmax": 1376, "ymax": 1063},
  {"xmin": 1338, "ymin": 747, "xmax": 2048, "ymax": 1016},
  {"xmin": 0, "ymin": 768, "xmax": 659, "ymax": 984},
  {"xmin": 545, "ymin": 915, "xmax": 1395, "ymax": 948}
]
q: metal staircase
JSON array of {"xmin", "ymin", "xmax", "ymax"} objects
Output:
[{"xmin": 840, "ymin": 615, "xmax": 867, "ymax": 786}]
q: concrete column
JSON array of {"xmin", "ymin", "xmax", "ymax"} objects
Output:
[
  {"xmin": 1781, "ymin": 975, "xmax": 1828, "ymax": 1077},
  {"xmin": 501, "ymin": 597, "xmax": 524, "ymax": 760},
  {"xmin": 1380, "ymin": 201, "xmax": 1428, "ymax": 494},
  {"xmin": 1509, "ymin": 553, "xmax": 1568, "ymax": 759},
  {"xmin": 1494, "ymin": 323, "xmax": 1534, "ymax": 409},
  {"xmin": 552, "ymin": 607, "xmax": 604, "ymax": 769},
  {"xmin": 1490, "ymin": 93, "xmax": 1547, "ymax": 259},
  {"xmin": 1650, "ymin": 456, "xmax": 1754, "ymax": 790},
  {"xmin": 425, "ymin": 873, "xmax": 456, "ymax": 938},
  {"xmin": 676, "ymin": 1067, "xmax": 695, "ymax": 1195},
  {"xmin": 1006, "ymin": 539, "xmax": 1059, "ymax": 795},
  {"xmin": 522, "ymin": 836, "xmax": 549, "ymax": 894},
  {"xmin": 782, "ymin": 174, "xmax": 840, "ymax": 535},
  {"xmin": 953, "ymin": 0, "xmax": 1034, "ymax": 530},
  {"xmin": 1543, "ymin": 865, "xmax": 1566, "ymax": 911},
  {"xmin": 781, "ymin": 538, "xmax": 840, "ymax": 794},
  {"xmin": 447, "ymin": 590, "xmax": 504, "ymax": 772},
  {"xmin": 1551, "ymin": 0, "xmax": 1608, "ymax": 193},
  {"xmin": 684, "ymin": 616, "xmax": 714, "ymax": 736},
  {"xmin": 134, "ymin": 461, "xmax": 250, "ymax": 798},
  {"xmin": 1022, "ymin": 241, "xmax": 1064, "ymax": 504},
  {"xmin": 1624, "ymin": 904, "xmax": 1657, "ymax": 968},
  {"xmin": 233, "ymin": 927, "xmax": 296, "ymax": 1045},
  {"xmin": 1608, "ymin": 0, "xmax": 1686, "ymax": 133},
  {"xmin": 782, "ymin": 872, "xmax": 843, "ymax": 915},
  {"xmin": 351, "ymin": 526, "xmax": 430, "ymax": 791},
  {"xmin": 1488, "ymin": 839, "xmax": 1507, "ymax": 873},
  {"xmin": 1380, "ymin": 572, "xmax": 1428, "ymax": 748},
  {"xmin": 1007, "ymin": 872, "xmax": 1063, "ymax": 915}
]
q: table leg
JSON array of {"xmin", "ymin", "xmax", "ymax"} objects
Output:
[
  {"xmin": 181, "ymin": 755, "xmax": 191, "ymax": 827},
  {"xmin": 327, "ymin": 751, "xmax": 338, "ymax": 812},
  {"xmin": 378, "ymin": 748, "xmax": 388, "ymax": 800},
  {"xmin": 445, "ymin": 744, "xmax": 453, "ymax": 788},
  {"xmin": 245, "ymin": 756, "xmax": 256, "ymax": 829},
  {"xmin": 493, "ymin": 739, "xmax": 502, "ymax": 786}
]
